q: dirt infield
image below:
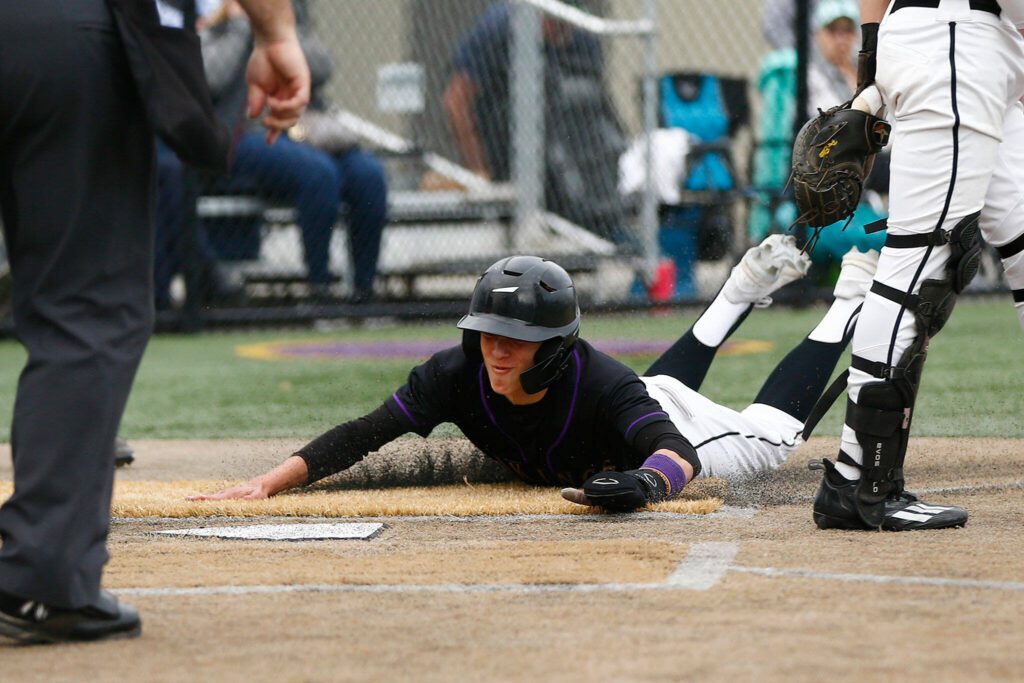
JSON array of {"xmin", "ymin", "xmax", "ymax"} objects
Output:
[{"xmin": 1, "ymin": 437, "xmax": 1022, "ymax": 682}]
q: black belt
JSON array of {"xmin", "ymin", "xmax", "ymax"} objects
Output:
[{"xmin": 891, "ymin": 0, "xmax": 1001, "ymax": 15}]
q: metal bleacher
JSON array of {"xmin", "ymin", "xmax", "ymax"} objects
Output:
[{"xmin": 194, "ymin": 109, "xmax": 615, "ymax": 306}]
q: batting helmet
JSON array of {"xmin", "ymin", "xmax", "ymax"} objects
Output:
[{"xmin": 457, "ymin": 255, "xmax": 580, "ymax": 394}]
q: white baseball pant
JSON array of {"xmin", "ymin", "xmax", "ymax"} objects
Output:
[{"xmin": 841, "ymin": 1, "xmax": 1024, "ymax": 465}]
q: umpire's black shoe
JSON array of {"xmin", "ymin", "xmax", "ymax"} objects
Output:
[
  {"xmin": 114, "ymin": 440, "xmax": 135, "ymax": 466},
  {"xmin": 0, "ymin": 589, "xmax": 141, "ymax": 645},
  {"xmin": 114, "ymin": 437, "xmax": 135, "ymax": 467},
  {"xmin": 810, "ymin": 459, "xmax": 968, "ymax": 531}
]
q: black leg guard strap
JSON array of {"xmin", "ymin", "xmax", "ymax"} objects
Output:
[
  {"xmin": 996, "ymin": 232, "xmax": 1024, "ymax": 260},
  {"xmin": 836, "ymin": 449, "xmax": 862, "ymax": 470}
]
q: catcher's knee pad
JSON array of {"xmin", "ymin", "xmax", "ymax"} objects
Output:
[
  {"xmin": 911, "ymin": 213, "xmax": 979, "ymax": 337},
  {"xmin": 915, "ymin": 278, "xmax": 958, "ymax": 338},
  {"xmin": 844, "ymin": 381, "xmax": 911, "ymax": 528},
  {"xmin": 947, "ymin": 212, "xmax": 982, "ymax": 294},
  {"xmin": 876, "ymin": 212, "xmax": 980, "ymax": 337}
]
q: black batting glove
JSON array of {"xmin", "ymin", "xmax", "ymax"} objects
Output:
[
  {"xmin": 856, "ymin": 23, "xmax": 879, "ymax": 93},
  {"xmin": 580, "ymin": 469, "xmax": 669, "ymax": 512}
]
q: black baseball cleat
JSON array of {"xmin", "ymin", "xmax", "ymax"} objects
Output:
[
  {"xmin": 0, "ymin": 589, "xmax": 141, "ymax": 645},
  {"xmin": 810, "ymin": 459, "xmax": 968, "ymax": 531}
]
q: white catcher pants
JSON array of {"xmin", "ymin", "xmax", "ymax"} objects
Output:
[
  {"xmin": 842, "ymin": 2, "xmax": 1024, "ymax": 464},
  {"xmin": 642, "ymin": 375, "xmax": 804, "ymax": 479}
]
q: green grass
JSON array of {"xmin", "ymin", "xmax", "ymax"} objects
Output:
[{"xmin": 0, "ymin": 299, "xmax": 1021, "ymax": 440}]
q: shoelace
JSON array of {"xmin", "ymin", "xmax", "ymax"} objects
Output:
[{"xmin": 17, "ymin": 601, "xmax": 49, "ymax": 622}]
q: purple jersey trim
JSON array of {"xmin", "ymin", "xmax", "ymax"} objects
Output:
[
  {"xmin": 391, "ymin": 393, "xmax": 418, "ymax": 427},
  {"xmin": 544, "ymin": 348, "xmax": 582, "ymax": 478},
  {"xmin": 625, "ymin": 411, "xmax": 669, "ymax": 438}
]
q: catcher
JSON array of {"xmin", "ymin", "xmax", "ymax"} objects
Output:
[
  {"xmin": 193, "ymin": 236, "xmax": 878, "ymax": 511},
  {"xmin": 791, "ymin": 0, "xmax": 1024, "ymax": 531}
]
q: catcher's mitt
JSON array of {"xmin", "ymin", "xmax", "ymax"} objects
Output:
[{"xmin": 791, "ymin": 104, "xmax": 891, "ymax": 228}]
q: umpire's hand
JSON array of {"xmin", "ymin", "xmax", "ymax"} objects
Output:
[{"xmin": 244, "ymin": 18, "xmax": 310, "ymax": 143}]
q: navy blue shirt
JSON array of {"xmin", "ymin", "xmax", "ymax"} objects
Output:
[{"xmin": 449, "ymin": 2, "xmax": 603, "ymax": 180}]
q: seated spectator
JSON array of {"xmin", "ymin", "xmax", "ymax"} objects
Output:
[
  {"xmin": 153, "ymin": 140, "xmax": 244, "ymax": 310},
  {"xmin": 750, "ymin": 0, "xmax": 888, "ymax": 267},
  {"xmin": 442, "ymin": 0, "xmax": 629, "ymax": 246},
  {"xmin": 149, "ymin": 0, "xmax": 241, "ymax": 310},
  {"xmin": 201, "ymin": 0, "xmax": 387, "ymax": 302},
  {"xmin": 808, "ymin": 0, "xmax": 857, "ymax": 111}
]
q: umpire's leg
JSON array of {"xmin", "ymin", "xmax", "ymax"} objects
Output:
[{"xmin": 0, "ymin": 1, "xmax": 154, "ymax": 609}]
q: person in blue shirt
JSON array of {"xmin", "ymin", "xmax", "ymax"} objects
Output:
[{"xmin": 443, "ymin": 1, "xmax": 627, "ymax": 244}]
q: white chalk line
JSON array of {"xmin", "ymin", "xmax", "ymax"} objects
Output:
[
  {"xmin": 111, "ymin": 539, "xmax": 1024, "ymax": 598},
  {"xmin": 731, "ymin": 566, "xmax": 1024, "ymax": 592},
  {"xmin": 666, "ymin": 541, "xmax": 738, "ymax": 590},
  {"xmin": 114, "ymin": 541, "xmax": 738, "ymax": 598}
]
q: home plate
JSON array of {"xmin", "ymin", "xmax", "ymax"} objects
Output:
[{"xmin": 155, "ymin": 523, "xmax": 384, "ymax": 541}]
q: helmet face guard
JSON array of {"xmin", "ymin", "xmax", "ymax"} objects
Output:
[{"xmin": 457, "ymin": 256, "xmax": 580, "ymax": 394}]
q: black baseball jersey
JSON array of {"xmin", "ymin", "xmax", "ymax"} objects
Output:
[{"xmin": 297, "ymin": 339, "xmax": 698, "ymax": 487}]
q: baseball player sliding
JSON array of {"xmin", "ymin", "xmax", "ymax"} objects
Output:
[
  {"xmin": 800, "ymin": 0, "xmax": 1024, "ymax": 531},
  {"xmin": 193, "ymin": 237, "xmax": 878, "ymax": 512}
]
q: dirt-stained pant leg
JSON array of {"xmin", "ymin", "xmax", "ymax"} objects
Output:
[
  {"xmin": 641, "ymin": 376, "xmax": 803, "ymax": 479},
  {"xmin": 0, "ymin": 0, "xmax": 154, "ymax": 609}
]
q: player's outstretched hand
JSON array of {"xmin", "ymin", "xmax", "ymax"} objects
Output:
[
  {"xmin": 187, "ymin": 481, "xmax": 270, "ymax": 501},
  {"xmin": 560, "ymin": 487, "xmax": 592, "ymax": 507},
  {"xmin": 189, "ymin": 456, "xmax": 308, "ymax": 502}
]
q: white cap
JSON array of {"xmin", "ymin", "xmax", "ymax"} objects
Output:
[{"xmin": 813, "ymin": 0, "xmax": 859, "ymax": 29}]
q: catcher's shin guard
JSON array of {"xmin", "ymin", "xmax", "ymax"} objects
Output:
[
  {"xmin": 844, "ymin": 385, "xmax": 911, "ymax": 527},
  {"xmin": 840, "ymin": 212, "xmax": 981, "ymax": 527}
]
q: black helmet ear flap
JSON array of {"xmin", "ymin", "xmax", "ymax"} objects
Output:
[
  {"xmin": 519, "ymin": 325, "xmax": 579, "ymax": 394},
  {"xmin": 461, "ymin": 330, "xmax": 482, "ymax": 360}
]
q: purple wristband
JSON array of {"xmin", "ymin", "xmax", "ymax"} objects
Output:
[{"xmin": 641, "ymin": 453, "xmax": 688, "ymax": 496}]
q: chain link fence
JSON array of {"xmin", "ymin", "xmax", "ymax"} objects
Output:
[
  {"xmin": 184, "ymin": 0, "xmax": 638, "ymax": 322},
  {"xmin": 0, "ymin": 1, "xmax": 776, "ymax": 329},
  {"xmin": 168, "ymin": 0, "xmax": 774, "ymax": 326},
  {"xmin": 0, "ymin": 0, "xmax": 1009, "ymax": 333}
]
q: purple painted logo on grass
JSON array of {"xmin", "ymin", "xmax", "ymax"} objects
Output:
[{"xmin": 236, "ymin": 339, "xmax": 773, "ymax": 361}]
